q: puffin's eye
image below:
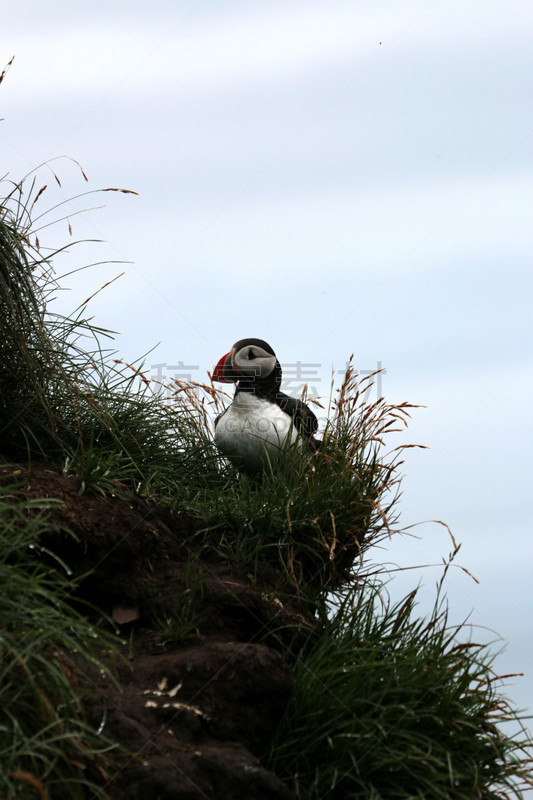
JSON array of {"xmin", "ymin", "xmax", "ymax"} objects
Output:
[{"xmin": 247, "ymin": 349, "xmax": 256, "ymax": 360}]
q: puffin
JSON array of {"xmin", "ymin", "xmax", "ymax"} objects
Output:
[{"xmin": 212, "ymin": 338, "xmax": 319, "ymax": 474}]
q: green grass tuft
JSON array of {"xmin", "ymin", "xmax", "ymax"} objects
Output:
[
  {"xmin": 266, "ymin": 562, "xmax": 533, "ymax": 798},
  {"xmin": 0, "ymin": 483, "xmax": 120, "ymax": 799}
]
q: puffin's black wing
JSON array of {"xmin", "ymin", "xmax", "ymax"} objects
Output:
[{"xmin": 276, "ymin": 392, "xmax": 320, "ymax": 450}]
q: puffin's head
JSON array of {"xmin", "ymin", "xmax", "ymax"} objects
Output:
[{"xmin": 212, "ymin": 338, "xmax": 280, "ymax": 384}]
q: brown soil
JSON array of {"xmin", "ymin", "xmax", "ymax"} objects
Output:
[{"xmin": 2, "ymin": 464, "xmax": 316, "ymax": 799}]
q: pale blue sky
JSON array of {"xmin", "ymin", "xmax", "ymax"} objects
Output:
[{"xmin": 2, "ymin": 0, "xmax": 532, "ymax": 728}]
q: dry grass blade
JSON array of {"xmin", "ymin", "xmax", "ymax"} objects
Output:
[
  {"xmin": 101, "ymin": 187, "xmax": 139, "ymax": 195},
  {"xmin": 9, "ymin": 771, "xmax": 51, "ymax": 800},
  {"xmin": 0, "ymin": 55, "xmax": 15, "ymax": 85},
  {"xmin": 75, "ymin": 271, "xmax": 125, "ymax": 311}
]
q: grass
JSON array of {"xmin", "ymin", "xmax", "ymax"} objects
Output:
[
  {"xmin": 0, "ymin": 482, "xmax": 120, "ymax": 800},
  {"xmin": 151, "ymin": 556, "xmax": 205, "ymax": 648},
  {"xmin": 266, "ymin": 562, "xmax": 533, "ymax": 798},
  {"xmin": 145, "ymin": 369, "xmax": 418, "ymax": 592},
  {"xmin": 1, "ymin": 163, "xmax": 532, "ymax": 798}
]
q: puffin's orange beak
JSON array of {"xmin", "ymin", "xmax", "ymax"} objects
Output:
[{"xmin": 213, "ymin": 350, "xmax": 240, "ymax": 383}]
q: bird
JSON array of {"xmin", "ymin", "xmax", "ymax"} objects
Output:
[{"xmin": 212, "ymin": 337, "xmax": 319, "ymax": 474}]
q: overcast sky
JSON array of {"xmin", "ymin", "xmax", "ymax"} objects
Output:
[{"xmin": 2, "ymin": 1, "xmax": 532, "ymax": 729}]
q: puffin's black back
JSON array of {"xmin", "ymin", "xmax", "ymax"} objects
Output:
[{"xmin": 276, "ymin": 392, "xmax": 319, "ymax": 449}]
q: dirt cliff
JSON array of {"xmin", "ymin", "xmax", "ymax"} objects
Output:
[{"xmin": 6, "ymin": 463, "xmax": 316, "ymax": 799}]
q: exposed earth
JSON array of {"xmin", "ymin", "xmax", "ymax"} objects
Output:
[{"xmin": 3, "ymin": 463, "xmax": 317, "ymax": 799}]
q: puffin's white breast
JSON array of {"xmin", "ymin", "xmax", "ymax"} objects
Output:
[{"xmin": 215, "ymin": 392, "xmax": 300, "ymax": 471}]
